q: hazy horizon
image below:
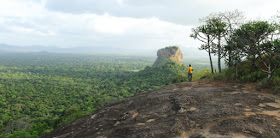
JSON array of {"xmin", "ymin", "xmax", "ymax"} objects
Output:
[{"xmin": 0, "ymin": 0, "xmax": 279, "ymax": 56}]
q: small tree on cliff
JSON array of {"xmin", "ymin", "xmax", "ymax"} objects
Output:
[{"xmin": 190, "ymin": 20, "xmax": 216, "ymax": 73}]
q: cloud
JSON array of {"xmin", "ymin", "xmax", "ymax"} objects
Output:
[
  {"xmin": 44, "ymin": 0, "xmax": 200, "ymax": 25},
  {"xmin": 10, "ymin": 26, "xmax": 55, "ymax": 36},
  {"xmin": 0, "ymin": 0, "xmax": 44, "ymax": 18},
  {"xmin": 0, "ymin": 0, "xmax": 279, "ymax": 55},
  {"xmin": 89, "ymin": 14, "xmax": 187, "ymax": 36},
  {"xmin": 0, "ymin": 0, "xmax": 196, "ymax": 50},
  {"xmin": 43, "ymin": 0, "xmax": 280, "ymax": 25}
]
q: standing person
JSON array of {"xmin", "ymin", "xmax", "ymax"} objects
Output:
[{"xmin": 188, "ymin": 64, "xmax": 194, "ymax": 82}]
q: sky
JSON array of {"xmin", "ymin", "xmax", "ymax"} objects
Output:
[{"xmin": 0, "ymin": 0, "xmax": 279, "ymax": 54}]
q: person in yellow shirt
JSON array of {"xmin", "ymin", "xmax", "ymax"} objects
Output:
[{"xmin": 188, "ymin": 64, "xmax": 194, "ymax": 82}]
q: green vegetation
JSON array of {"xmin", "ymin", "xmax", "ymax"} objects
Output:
[
  {"xmin": 192, "ymin": 68, "xmax": 212, "ymax": 81},
  {"xmin": 202, "ymin": 63, "xmax": 280, "ymax": 93},
  {"xmin": 159, "ymin": 46, "xmax": 179, "ymax": 51},
  {"xmin": 0, "ymin": 53, "xmax": 189, "ymax": 137},
  {"xmin": 172, "ymin": 68, "xmax": 212, "ymax": 83},
  {"xmin": 191, "ymin": 10, "xmax": 280, "ymax": 93}
]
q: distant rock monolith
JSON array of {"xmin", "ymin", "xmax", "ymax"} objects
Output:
[{"xmin": 152, "ymin": 46, "xmax": 183, "ymax": 67}]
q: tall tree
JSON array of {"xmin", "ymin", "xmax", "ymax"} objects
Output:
[
  {"xmin": 234, "ymin": 21, "xmax": 278, "ymax": 69},
  {"xmin": 190, "ymin": 21, "xmax": 216, "ymax": 73},
  {"xmin": 217, "ymin": 10, "xmax": 245, "ymax": 67},
  {"xmin": 208, "ymin": 18, "xmax": 227, "ymax": 73}
]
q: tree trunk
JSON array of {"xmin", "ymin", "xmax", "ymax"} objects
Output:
[
  {"xmin": 208, "ymin": 49, "xmax": 214, "ymax": 73},
  {"xmin": 252, "ymin": 55, "xmax": 257, "ymax": 69},
  {"xmin": 228, "ymin": 50, "xmax": 232, "ymax": 67},
  {"xmin": 268, "ymin": 63, "xmax": 272, "ymax": 79},
  {"xmin": 218, "ymin": 36, "xmax": 222, "ymax": 73},
  {"xmin": 235, "ymin": 62, "xmax": 238, "ymax": 81},
  {"xmin": 207, "ymin": 35, "xmax": 214, "ymax": 73}
]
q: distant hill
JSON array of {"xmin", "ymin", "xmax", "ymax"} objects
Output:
[
  {"xmin": 0, "ymin": 43, "xmax": 155, "ymax": 55},
  {"xmin": 0, "ymin": 43, "xmax": 209, "ymax": 59}
]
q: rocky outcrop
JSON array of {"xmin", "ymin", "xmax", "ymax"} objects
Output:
[
  {"xmin": 41, "ymin": 82, "xmax": 280, "ymax": 138},
  {"xmin": 153, "ymin": 46, "xmax": 183, "ymax": 67}
]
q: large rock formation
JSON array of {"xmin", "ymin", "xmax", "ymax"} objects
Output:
[
  {"xmin": 42, "ymin": 82, "xmax": 280, "ymax": 138},
  {"xmin": 153, "ymin": 46, "xmax": 183, "ymax": 67}
]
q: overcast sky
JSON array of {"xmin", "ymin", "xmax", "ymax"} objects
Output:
[{"xmin": 0, "ymin": 0, "xmax": 279, "ymax": 52}]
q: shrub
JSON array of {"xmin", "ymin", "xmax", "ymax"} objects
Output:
[
  {"xmin": 192, "ymin": 68, "xmax": 211, "ymax": 81},
  {"xmin": 172, "ymin": 74, "xmax": 188, "ymax": 83},
  {"xmin": 200, "ymin": 68, "xmax": 235, "ymax": 81}
]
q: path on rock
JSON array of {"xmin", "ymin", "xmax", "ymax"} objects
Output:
[{"xmin": 42, "ymin": 81, "xmax": 280, "ymax": 138}]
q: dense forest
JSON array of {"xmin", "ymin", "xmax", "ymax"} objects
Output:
[
  {"xmin": 191, "ymin": 10, "xmax": 280, "ymax": 92},
  {"xmin": 0, "ymin": 53, "xmax": 210, "ymax": 137}
]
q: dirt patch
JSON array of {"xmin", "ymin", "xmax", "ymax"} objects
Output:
[
  {"xmin": 42, "ymin": 82, "xmax": 280, "ymax": 138},
  {"xmin": 137, "ymin": 123, "xmax": 145, "ymax": 126},
  {"xmin": 146, "ymin": 119, "xmax": 156, "ymax": 123},
  {"xmin": 265, "ymin": 102, "xmax": 280, "ymax": 108},
  {"xmin": 231, "ymin": 92, "xmax": 241, "ymax": 95},
  {"xmin": 131, "ymin": 112, "xmax": 138, "ymax": 119},
  {"xmin": 259, "ymin": 110, "xmax": 280, "ymax": 120}
]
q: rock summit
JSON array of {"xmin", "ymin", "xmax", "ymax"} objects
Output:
[{"xmin": 153, "ymin": 46, "xmax": 183, "ymax": 67}]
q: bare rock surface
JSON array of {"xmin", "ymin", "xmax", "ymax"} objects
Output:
[
  {"xmin": 42, "ymin": 81, "xmax": 280, "ymax": 138},
  {"xmin": 153, "ymin": 46, "xmax": 183, "ymax": 67}
]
